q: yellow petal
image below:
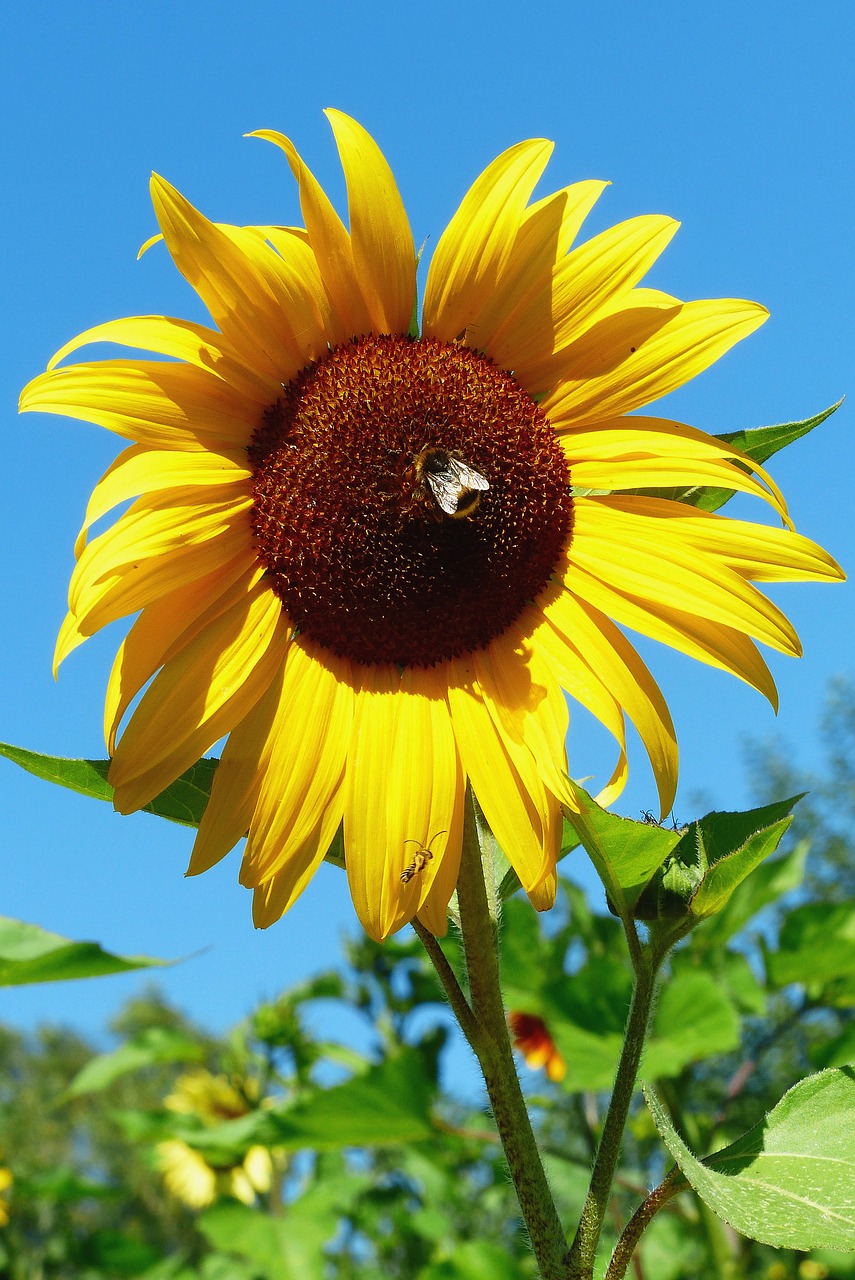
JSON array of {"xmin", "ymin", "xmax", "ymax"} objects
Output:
[
  {"xmin": 248, "ymin": 129, "xmax": 374, "ymax": 338},
  {"xmin": 104, "ymin": 559, "xmax": 263, "ymax": 752},
  {"xmin": 150, "ymin": 176, "xmax": 314, "ymax": 381},
  {"xmin": 20, "ymin": 360, "xmax": 257, "ymax": 451},
  {"xmin": 569, "ymin": 496, "xmax": 801, "ymax": 655},
  {"xmin": 46, "ymin": 314, "xmax": 278, "ymax": 404},
  {"xmin": 542, "ymin": 298, "xmax": 768, "ymax": 425},
  {"xmin": 250, "ymin": 791, "xmax": 344, "ymax": 929},
  {"xmin": 521, "ymin": 602, "xmax": 630, "ymax": 808},
  {"xmin": 604, "ymin": 495, "xmax": 843, "ymax": 584},
  {"xmin": 561, "ymin": 417, "xmax": 789, "ymax": 523},
  {"xmin": 565, "ymin": 558, "xmax": 778, "ymax": 706},
  {"xmin": 467, "ymin": 179, "xmax": 608, "ymax": 349},
  {"xmin": 423, "ymin": 138, "xmax": 553, "ymax": 342},
  {"xmin": 527, "ymin": 867, "xmax": 558, "ymax": 912},
  {"xmin": 217, "ymin": 223, "xmax": 334, "ymax": 370},
  {"xmin": 187, "ymin": 661, "xmax": 288, "ymax": 876},
  {"xmin": 109, "ymin": 582, "xmax": 288, "ymax": 810},
  {"xmin": 520, "ymin": 180, "xmax": 610, "ymax": 260},
  {"xmin": 539, "ymin": 584, "xmax": 679, "ymax": 817},
  {"xmin": 325, "ymin": 110, "xmax": 416, "ymax": 334},
  {"xmin": 255, "ymin": 226, "xmax": 344, "ymax": 356},
  {"xmin": 67, "ymin": 491, "xmax": 253, "ymax": 638},
  {"xmin": 241, "ymin": 637, "xmax": 355, "ymax": 886},
  {"xmin": 343, "ymin": 664, "xmax": 461, "ymax": 942},
  {"xmin": 74, "ymin": 445, "xmax": 251, "ymax": 559},
  {"xmin": 409, "ymin": 666, "xmax": 465, "ymax": 939},
  {"xmin": 447, "ymin": 656, "xmax": 557, "ymax": 894},
  {"xmin": 491, "ymin": 215, "xmax": 679, "ymax": 383},
  {"xmin": 474, "ymin": 629, "xmax": 576, "ymax": 811}
]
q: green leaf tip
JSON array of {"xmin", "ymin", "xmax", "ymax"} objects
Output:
[{"xmin": 0, "ymin": 916, "xmax": 168, "ymax": 987}]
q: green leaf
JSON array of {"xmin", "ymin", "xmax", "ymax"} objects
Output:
[
  {"xmin": 543, "ymin": 955, "xmax": 633, "ymax": 1092},
  {"xmin": 82, "ymin": 1229, "xmax": 160, "ymax": 1277},
  {"xmin": 419, "ymin": 1241, "xmax": 529, "ymax": 1280},
  {"xmin": 811, "ymin": 1023, "xmax": 855, "ymax": 1071},
  {"xmin": 629, "ymin": 401, "xmax": 842, "ymax": 513},
  {"xmin": 765, "ymin": 901, "xmax": 855, "ymax": 989},
  {"xmin": 639, "ymin": 1211, "xmax": 707, "ymax": 1280},
  {"xmin": 0, "ymin": 742, "xmax": 349, "ymax": 872},
  {"xmin": 199, "ymin": 1174, "xmax": 367, "ymax": 1278},
  {"xmin": 15, "ymin": 1167, "xmax": 120, "ymax": 1202},
  {"xmin": 66, "ymin": 1028, "xmax": 205, "ymax": 1097},
  {"xmin": 0, "ymin": 917, "xmax": 167, "ymax": 987},
  {"xmin": 695, "ymin": 839, "xmax": 809, "ymax": 949},
  {"xmin": 0, "ymin": 742, "xmax": 217, "ymax": 827},
  {"xmin": 645, "ymin": 1066, "xmax": 855, "ymax": 1250},
  {"xmin": 268, "ymin": 1047, "xmax": 436, "ymax": 1150},
  {"xmin": 563, "ymin": 781, "xmax": 681, "ymax": 920},
  {"xmin": 172, "ymin": 1050, "xmax": 438, "ymax": 1158},
  {"xmin": 499, "ymin": 897, "xmax": 551, "ymax": 1000},
  {"xmin": 643, "ymin": 971, "xmax": 741, "ymax": 1078},
  {"xmin": 672, "ymin": 948, "xmax": 767, "ymax": 1017}
]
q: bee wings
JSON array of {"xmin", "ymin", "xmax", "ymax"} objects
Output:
[{"xmin": 426, "ymin": 457, "xmax": 490, "ymax": 516}]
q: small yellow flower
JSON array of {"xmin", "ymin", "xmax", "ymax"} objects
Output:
[
  {"xmin": 156, "ymin": 1069, "xmax": 272, "ymax": 1208},
  {"xmin": 509, "ymin": 1011, "xmax": 566, "ymax": 1083},
  {"xmin": 21, "ymin": 112, "xmax": 843, "ymax": 941},
  {"xmin": 0, "ymin": 1167, "xmax": 12, "ymax": 1226},
  {"xmin": 164, "ymin": 1069, "xmax": 256, "ymax": 1121},
  {"xmin": 156, "ymin": 1140, "xmax": 272, "ymax": 1209}
]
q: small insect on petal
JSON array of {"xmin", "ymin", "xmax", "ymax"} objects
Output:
[{"xmin": 400, "ymin": 830, "xmax": 446, "ymax": 883}]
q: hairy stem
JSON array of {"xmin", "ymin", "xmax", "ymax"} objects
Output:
[
  {"xmin": 411, "ymin": 916, "xmax": 480, "ymax": 1045},
  {"xmin": 568, "ymin": 950, "xmax": 659, "ymax": 1279},
  {"xmin": 454, "ymin": 790, "xmax": 570, "ymax": 1279},
  {"xmin": 604, "ymin": 1169, "xmax": 682, "ymax": 1280}
]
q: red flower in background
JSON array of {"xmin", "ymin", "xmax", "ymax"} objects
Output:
[{"xmin": 509, "ymin": 1012, "xmax": 566, "ymax": 1083}]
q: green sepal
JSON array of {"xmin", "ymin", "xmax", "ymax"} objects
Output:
[
  {"xmin": 408, "ymin": 244, "xmax": 425, "ymax": 337},
  {"xmin": 637, "ymin": 797, "xmax": 800, "ymax": 948}
]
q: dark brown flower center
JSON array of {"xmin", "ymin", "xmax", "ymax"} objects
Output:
[{"xmin": 249, "ymin": 335, "xmax": 573, "ymax": 667}]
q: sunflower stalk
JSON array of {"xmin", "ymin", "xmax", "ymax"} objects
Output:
[{"xmin": 449, "ymin": 788, "xmax": 571, "ymax": 1280}]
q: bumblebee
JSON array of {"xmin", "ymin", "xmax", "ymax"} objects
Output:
[
  {"xmin": 400, "ymin": 830, "xmax": 447, "ymax": 883},
  {"xmin": 414, "ymin": 446, "xmax": 489, "ymax": 519}
]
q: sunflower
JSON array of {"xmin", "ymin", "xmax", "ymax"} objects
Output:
[{"xmin": 20, "ymin": 112, "xmax": 843, "ymax": 941}]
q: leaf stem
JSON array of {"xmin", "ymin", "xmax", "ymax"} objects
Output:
[
  {"xmin": 568, "ymin": 947, "xmax": 659, "ymax": 1279},
  {"xmin": 603, "ymin": 1169, "xmax": 682, "ymax": 1280}
]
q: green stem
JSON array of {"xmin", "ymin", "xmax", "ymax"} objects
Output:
[
  {"xmin": 453, "ymin": 790, "xmax": 570, "ymax": 1279},
  {"xmin": 603, "ymin": 1169, "xmax": 682, "ymax": 1280},
  {"xmin": 411, "ymin": 917, "xmax": 480, "ymax": 1045},
  {"xmin": 568, "ymin": 946, "xmax": 659, "ymax": 1279}
]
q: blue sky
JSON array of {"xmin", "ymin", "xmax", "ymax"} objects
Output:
[{"xmin": 2, "ymin": 0, "xmax": 852, "ymax": 1042}]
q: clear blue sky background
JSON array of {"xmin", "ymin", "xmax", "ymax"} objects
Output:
[{"xmin": 1, "ymin": 0, "xmax": 852, "ymax": 1044}]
